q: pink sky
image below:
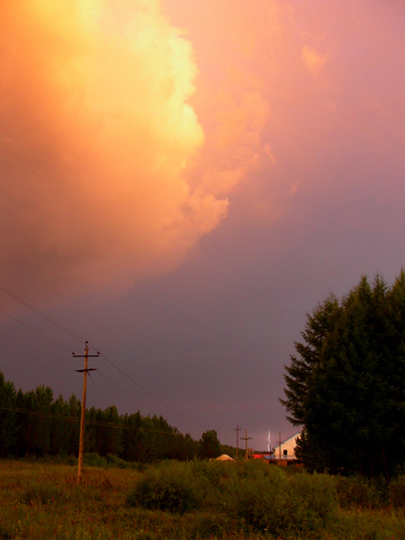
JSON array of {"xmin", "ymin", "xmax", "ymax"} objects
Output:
[{"xmin": 2, "ymin": 0, "xmax": 405, "ymax": 448}]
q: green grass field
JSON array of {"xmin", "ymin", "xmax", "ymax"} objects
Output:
[{"xmin": 1, "ymin": 459, "xmax": 405, "ymax": 539}]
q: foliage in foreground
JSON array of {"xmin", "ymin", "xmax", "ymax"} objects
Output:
[
  {"xmin": 2, "ymin": 459, "xmax": 405, "ymax": 540},
  {"xmin": 282, "ymin": 270, "xmax": 405, "ymax": 478},
  {"xmin": 127, "ymin": 461, "xmax": 203, "ymax": 513}
]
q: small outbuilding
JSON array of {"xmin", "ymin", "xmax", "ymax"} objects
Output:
[{"xmin": 213, "ymin": 454, "xmax": 235, "ymax": 462}]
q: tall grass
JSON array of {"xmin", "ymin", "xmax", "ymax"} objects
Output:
[{"xmin": 1, "ymin": 459, "xmax": 405, "ymax": 539}]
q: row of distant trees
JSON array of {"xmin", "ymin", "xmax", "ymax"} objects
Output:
[{"xmin": 0, "ymin": 371, "xmax": 226, "ymax": 462}]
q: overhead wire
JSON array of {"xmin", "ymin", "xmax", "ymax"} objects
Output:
[
  {"xmin": 88, "ymin": 372, "xmax": 111, "ymax": 410},
  {"xmin": 0, "ymin": 404, "xmax": 184, "ymax": 437},
  {"xmin": 0, "ymin": 308, "xmax": 73, "ymax": 353},
  {"xmin": 0, "ymin": 284, "xmax": 85, "ymax": 343},
  {"xmin": 0, "ymin": 283, "xmax": 206, "ymax": 430},
  {"xmin": 94, "ymin": 348, "xmax": 206, "ymax": 428},
  {"xmin": 96, "ymin": 370, "xmax": 150, "ymax": 410}
]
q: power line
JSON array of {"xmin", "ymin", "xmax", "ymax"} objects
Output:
[
  {"xmin": 0, "ymin": 285, "xmax": 184, "ymax": 419},
  {"xmin": 0, "ymin": 404, "xmax": 185, "ymax": 437},
  {"xmin": 88, "ymin": 372, "xmax": 110, "ymax": 410},
  {"xmin": 0, "ymin": 284, "xmax": 206, "ymax": 431},
  {"xmin": 96, "ymin": 370, "xmax": 150, "ymax": 410},
  {"xmin": 94, "ymin": 348, "xmax": 206, "ymax": 429},
  {"xmin": 0, "ymin": 308, "xmax": 73, "ymax": 352},
  {"xmin": 0, "ymin": 284, "xmax": 85, "ymax": 343}
]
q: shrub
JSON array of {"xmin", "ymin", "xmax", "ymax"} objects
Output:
[
  {"xmin": 190, "ymin": 459, "xmax": 234, "ymax": 488},
  {"xmin": 235, "ymin": 459, "xmax": 277, "ymax": 480},
  {"xmin": 106, "ymin": 453, "xmax": 135, "ymax": 469},
  {"xmin": 389, "ymin": 476, "xmax": 405, "ymax": 508},
  {"xmin": 229, "ymin": 466, "xmax": 337, "ymax": 537},
  {"xmin": 127, "ymin": 462, "xmax": 202, "ymax": 514},
  {"xmin": 19, "ymin": 481, "xmax": 67, "ymax": 506},
  {"xmin": 0, "ymin": 523, "xmax": 15, "ymax": 540},
  {"xmin": 336, "ymin": 475, "xmax": 387, "ymax": 509},
  {"xmin": 289, "ymin": 472, "xmax": 338, "ymax": 530},
  {"xmin": 230, "ymin": 472, "xmax": 283, "ymax": 532},
  {"xmin": 186, "ymin": 511, "xmax": 236, "ymax": 539},
  {"xmin": 84, "ymin": 452, "xmax": 108, "ymax": 467}
]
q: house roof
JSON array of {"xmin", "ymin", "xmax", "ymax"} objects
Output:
[{"xmin": 272, "ymin": 432, "xmax": 301, "ymax": 450}]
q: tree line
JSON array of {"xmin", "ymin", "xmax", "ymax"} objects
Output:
[
  {"xmin": 282, "ymin": 270, "xmax": 405, "ymax": 478},
  {"xmin": 0, "ymin": 371, "xmax": 226, "ymax": 462}
]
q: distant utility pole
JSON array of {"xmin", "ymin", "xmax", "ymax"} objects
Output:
[
  {"xmin": 240, "ymin": 429, "xmax": 252, "ymax": 461},
  {"xmin": 233, "ymin": 425, "xmax": 241, "ymax": 459},
  {"xmin": 72, "ymin": 341, "xmax": 99, "ymax": 484}
]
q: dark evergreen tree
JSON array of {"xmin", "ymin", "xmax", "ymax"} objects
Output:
[
  {"xmin": 15, "ymin": 385, "xmax": 53, "ymax": 457},
  {"xmin": 66, "ymin": 394, "xmax": 81, "ymax": 455},
  {"xmin": 198, "ymin": 429, "xmax": 221, "ymax": 459},
  {"xmin": 121, "ymin": 411, "xmax": 143, "ymax": 462},
  {"xmin": 32, "ymin": 385, "xmax": 53, "ymax": 456},
  {"xmin": 281, "ymin": 294, "xmax": 341, "ymax": 427},
  {"xmin": 177, "ymin": 433, "xmax": 198, "ymax": 460},
  {"xmin": 0, "ymin": 372, "xmax": 17, "ymax": 457},
  {"xmin": 50, "ymin": 395, "xmax": 71, "ymax": 455},
  {"xmin": 102, "ymin": 406, "xmax": 123, "ymax": 456},
  {"xmin": 281, "ymin": 271, "xmax": 405, "ymax": 478}
]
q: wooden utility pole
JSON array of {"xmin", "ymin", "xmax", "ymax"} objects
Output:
[
  {"xmin": 240, "ymin": 429, "xmax": 252, "ymax": 461},
  {"xmin": 233, "ymin": 425, "xmax": 241, "ymax": 459},
  {"xmin": 73, "ymin": 341, "xmax": 99, "ymax": 484}
]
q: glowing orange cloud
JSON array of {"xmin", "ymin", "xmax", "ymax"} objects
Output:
[
  {"xmin": 0, "ymin": 0, "xmax": 233, "ymax": 300},
  {"xmin": 4, "ymin": 0, "xmax": 401, "ymax": 304}
]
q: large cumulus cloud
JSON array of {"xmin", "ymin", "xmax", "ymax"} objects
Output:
[{"xmin": 0, "ymin": 0, "xmax": 230, "ymax": 300}]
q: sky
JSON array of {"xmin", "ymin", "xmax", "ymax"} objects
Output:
[{"xmin": 1, "ymin": 0, "xmax": 405, "ymax": 450}]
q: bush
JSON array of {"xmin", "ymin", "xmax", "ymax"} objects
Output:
[
  {"xmin": 0, "ymin": 523, "xmax": 14, "ymax": 540},
  {"xmin": 229, "ymin": 466, "xmax": 337, "ymax": 537},
  {"xmin": 190, "ymin": 459, "xmax": 233, "ymax": 488},
  {"xmin": 127, "ymin": 462, "xmax": 202, "ymax": 514},
  {"xmin": 83, "ymin": 452, "xmax": 108, "ymax": 467},
  {"xmin": 389, "ymin": 476, "xmax": 405, "ymax": 508},
  {"xmin": 336, "ymin": 475, "xmax": 388, "ymax": 509},
  {"xmin": 82, "ymin": 452, "xmax": 135, "ymax": 469},
  {"xmin": 230, "ymin": 472, "xmax": 282, "ymax": 532},
  {"xmin": 289, "ymin": 472, "xmax": 338, "ymax": 530},
  {"xmin": 19, "ymin": 481, "xmax": 67, "ymax": 506},
  {"xmin": 186, "ymin": 511, "xmax": 235, "ymax": 539},
  {"xmin": 235, "ymin": 458, "xmax": 276, "ymax": 480},
  {"xmin": 106, "ymin": 453, "xmax": 135, "ymax": 469}
]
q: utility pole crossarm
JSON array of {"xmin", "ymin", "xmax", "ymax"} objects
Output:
[{"xmin": 72, "ymin": 341, "xmax": 100, "ymax": 484}]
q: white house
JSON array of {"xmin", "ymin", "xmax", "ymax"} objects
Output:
[{"xmin": 270, "ymin": 432, "xmax": 301, "ymax": 461}]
